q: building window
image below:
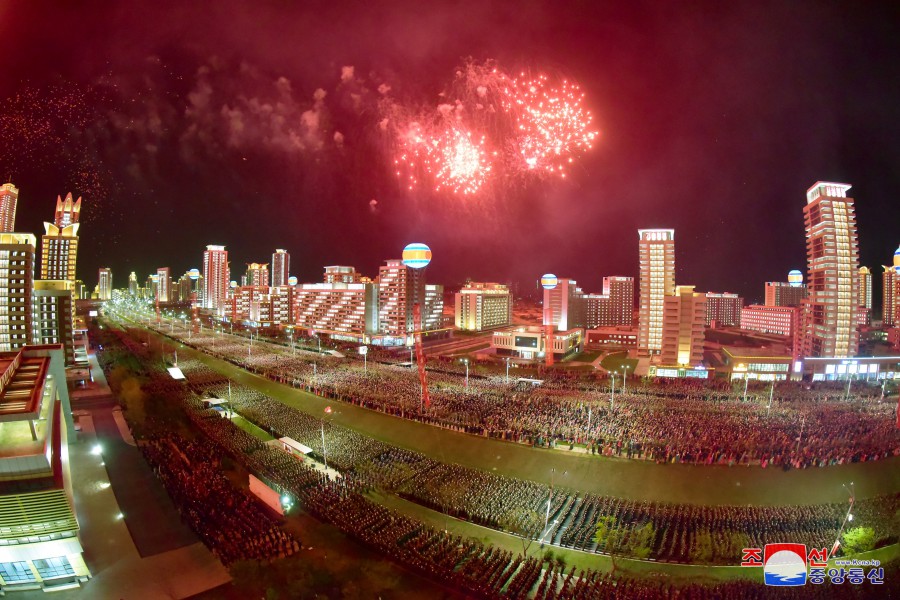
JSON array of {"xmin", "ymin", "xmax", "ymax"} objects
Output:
[
  {"xmin": 32, "ymin": 557, "xmax": 74, "ymax": 580},
  {"xmin": 0, "ymin": 561, "xmax": 37, "ymax": 583}
]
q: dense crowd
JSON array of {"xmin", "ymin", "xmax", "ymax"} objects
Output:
[
  {"xmin": 146, "ymin": 353, "xmax": 900, "ymax": 566},
  {"xmin": 97, "ymin": 323, "xmax": 900, "ymax": 598},
  {"xmin": 156, "ymin": 323, "xmax": 900, "ymax": 470},
  {"xmin": 139, "ymin": 431, "xmax": 301, "ymax": 565}
]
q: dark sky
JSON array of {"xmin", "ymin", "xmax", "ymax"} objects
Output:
[{"xmin": 1, "ymin": 0, "xmax": 898, "ymax": 304}]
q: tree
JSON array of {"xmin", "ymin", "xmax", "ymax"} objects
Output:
[
  {"xmin": 626, "ymin": 522, "xmax": 656, "ymax": 559},
  {"xmin": 594, "ymin": 516, "xmax": 621, "ymax": 553},
  {"xmin": 500, "ymin": 508, "xmax": 544, "ymax": 555},
  {"xmin": 842, "ymin": 526, "xmax": 876, "ymax": 555},
  {"xmin": 689, "ymin": 529, "xmax": 713, "ymax": 564}
]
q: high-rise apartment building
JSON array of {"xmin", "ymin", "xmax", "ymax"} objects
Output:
[
  {"xmin": 39, "ymin": 194, "xmax": 82, "ymax": 283},
  {"xmin": 583, "ymin": 276, "xmax": 634, "ymax": 328},
  {"xmin": 98, "ymin": 268, "xmax": 113, "ymax": 301},
  {"xmin": 272, "ymin": 249, "xmax": 290, "ymax": 287},
  {"xmin": 33, "ymin": 280, "xmax": 75, "ymax": 364},
  {"xmin": 765, "ymin": 281, "xmax": 809, "ymax": 307},
  {"xmin": 128, "ymin": 271, "xmax": 138, "ymax": 296},
  {"xmin": 638, "ymin": 229, "xmax": 675, "ymax": 355},
  {"xmin": 203, "ymin": 245, "xmax": 229, "ymax": 314},
  {"xmin": 0, "ymin": 233, "xmax": 35, "ymax": 352},
  {"xmin": 0, "ymin": 183, "xmax": 19, "ymax": 232},
  {"xmin": 659, "ymin": 285, "xmax": 706, "ymax": 367},
  {"xmin": 377, "ymin": 259, "xmax": 418, "ymax": 336},
  {"xmin": 800, "ymin": 182, "xmax": 860, "ymax": 358},
  {"xmin": 455, "ymin": 282, "xmax": 513, "ymax": 331},
  {"xmin": 246, "ymin": 263, "xmax": 269, "ymax": 287},
  {"xmin": 542, "ymin": 278, "xmax": 584, "ymax": 330},
  {"xmin": 156, "ymin": 267, "xmax": 171, "ymax": 303},
  {"xmin": 294, "ymin": 282, "xmax": 378, "ymax": 340},
  {"xmin": 424, "ymin": 284, "xmax": 444, "ymax": 331},
  {"xmin": 883, "ymin": 247, "xmax": 900, "ymax": 326},
  {"xmin": 858, "ymin": 267, "xmax": 872, "ymax": 312},
  {"xmin": 705, "ymin": 292, "xmax": 743, "ymax": 327}
]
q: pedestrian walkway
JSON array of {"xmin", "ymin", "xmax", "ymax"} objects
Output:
[{"xmin": 17, "ymin": 412, "xmax": 230, "ymax": 600}]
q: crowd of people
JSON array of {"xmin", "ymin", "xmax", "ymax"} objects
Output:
[
  {"xmin": 97, "ymin": 322, "xmax": 899, "ymax": 597},
  {"xmin": 149, "ymin": 347, "xmax": 900, "ymax": 567},
  {"xmin": 138, "ymin": 431, "xmax": 301, "ymax": 565},
  {"xmin": 155, "ymin": 322, "xmax": 900, "ymax": 470}
]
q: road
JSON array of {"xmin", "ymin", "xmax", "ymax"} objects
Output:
[{"xmin": 138, "ymin": 325, "xmax": 900, "ymax": 507}]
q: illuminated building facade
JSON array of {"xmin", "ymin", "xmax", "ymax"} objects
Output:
[
  {"xmin": 245, "ymin": 263, "xmax": 268, "ymax": 288},
  {"xmin": 455, "ymin": 282, "xmax": 513, "ymax": 331},
  {"xmin": 492, "ymin": 326, "xmax": 582, "ymax": 361},
  {"xmin": 765, "ymin": 281, "xmax": 808, "ymax": 307},
  {"xmin": 271, "ymin": 249, "xmax": 289, "ymax": 287},
  {"xmin": 324, "ymin": 265, "xmax": 361, "ymax": 284},
  {"xmin": 424, "ymin": 284, "xmax": 444, "ymax": 330},
  {"xmin": 202, "ymin": 245, "xmax": 229, "ymax": 314},
  {"xmin": 156, "ymin": 267, "xmax": 171, "ymax": 303},
  {"xmin": 542, "ymin": 277, "xmax": 584, "ymax": 330},
  {"xmin": 39, "ymin": 195, "xmax": 81, "ymax": 283},
  {"xmin": 293, "ymin": 282, "xmax": 378, "ymax": 340},
  {"xmin": 800, "ymin": 182, "xmax": 859, "ymax": 358},
  {"xmin": 0, "ymin": 183, "xmax": 19, "ymax": 232},
  {"xmin": 177, "ymin": 269, "xmax": 203, "ymax": 303},
  {"xmin": 659, "ymin": 285, "xmax": 706, "ymax": 368},
  {"xmin": 0, "ymin": 345, "xmax": 90, "ymax": 591},
  {"xmin": 583, "ymin": 276, "xmax": 634, "ymax": 328},
  {"xmin": 97, "ymin": 268, "xmax": 112, "ymax": 301},
  {"xmin": 704, "ymin": 292, "xmax": 743, "ymax": 327},
  {"xmin": 637, "ymin": 229, "xmax": 675, "ymax": 355},
  {"xmin": 884, "ymin": 266, "xmax": 898, "ymax": 326},
  {"xmin": 858, "ymin": 266, "xmax": 872, "ymax": 325},
  {"xmin": 0, "ymin": 234, "xmax": 35, "ymax": 352},
  {"xmin": 32, "ymin": 280, "xmax": 75, "ymax": 364},
  {"xmin": 377, "ymin": 259, "xmax": 419, "ymax": 337},
  {"xmin": 128, "ymin": 272, "xmax": 138, "ymax": 296},
  {"xmin": 740, "ymin": 304, "xmax": 801, "ymax": 338}
]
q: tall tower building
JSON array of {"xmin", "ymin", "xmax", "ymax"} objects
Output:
[
  {"xmin": 377, "ymin": 259, "xmax": 415, "ymax": 336},
  {"xmin": 245, "ymin": 263, "xmax": 269, "ymax": 287},
  {"xmin": 128, "ymin": 272, "xmax": 138, "ymax": 296},
  {"xmin": 637, "ymin": 229, "xmax": 675, "ymax": 356},
  {"xmin": 272, "ymin": 249, "xmax": 290, "ymax": 287},
  {"xmin": 98, "ymin": 268, "xmax": 113, "ymax": 301},
  {"xmin": 883, "ymin": 246, "xmax": 900, "ymax": 326},
  {"xmin": 0, "ymin": 233, "xmax": 35, "ymax": 352},
  {"xmin": 0, "ymin": 183, "xmax": 19, "ymax": 232},
  {"xmin": 858, "ymin": 267, "xmax": 872, "ymax": 311},
  {"xmin": 40, "ymin": 194, "xmax": 82, "ymax": 283},
  {"xmin": 800, "ymin": 182, "xmax": 859, "ymax": 358},
  {"xmin": 156, "ymin": 267, "xmax": 171, "ymax": 303},
  {"xmin": 203, "ymin": 245, "xmax": 229, "ymax": 314}
]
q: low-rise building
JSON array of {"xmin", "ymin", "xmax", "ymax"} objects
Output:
[
  {"xmin": 585, "ymin": 327, "xmax": 637, "ymax": 348},
  {"xmin": 0, "ymin": 344, "xmax": 89, "ymax": 592},
  {"xmin": 455, "ymin": 282, "xmax": 512, "ymax": 331},
  {"xmin": 492, "ymin": 326, "xmax": 582, "ymax": 361}
]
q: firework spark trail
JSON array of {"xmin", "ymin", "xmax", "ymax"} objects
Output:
[{"xmin": 389, "ymin": 60, "xmax": 599, "ymax": 194}]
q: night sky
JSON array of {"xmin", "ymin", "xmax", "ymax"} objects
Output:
[{"xmin": 1, "ymin": 1, "xmax": 898, "ymax": 304}]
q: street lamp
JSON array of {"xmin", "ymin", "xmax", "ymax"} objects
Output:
[
  {"xmin": 621, "ymin": 367, "xmax": 627, "ymax": 393},
  {"xmin": 831, "ymin": 482, "xmax": 856, "ymax": 557},
  {"xmin": 505, "ymin": 357, "xmax": 511, "ymax": 384},
  {"xmin": 321, "ymin": 406, "xmax": 333, "ymax": 471},
  {"xmin": 541, "ymin": 468, "xmax": 566, "ymax": 546},
  {"xmin": 609, "ymin": 372, "xmax": 617, "ymax": 410},
  {"xmin": 462, "ymin": 358, "xmax": 470, "ymax": 389}
]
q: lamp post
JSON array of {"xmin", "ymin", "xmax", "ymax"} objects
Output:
[
  {"xmin": 462, "ymin": 358, "xmax": 470, "ymax": 389},
  {"xmin": 505, "ymin": 357, "xmax": 511, "ymax": 384},
  {"xmin": 767, "ymin": 379, "xmax": 775, "ymax": 416},
  {"xmin": 831, "ymin": 482, "xmax": 856, "ymax": 557},
  {"xmin": 621, "ymin": 367, "xmax": 628, "ymax": 393},
  {"xmin": 609, "ymin": 372, "xmax": 617, "ymax": 410},
  {"xmin": 845, "ymin": 373, "xmax": 853, "ymax": 401},
  {"xmin": 541, "ymin": 469, "xmax": 566, "ymax": 546}
]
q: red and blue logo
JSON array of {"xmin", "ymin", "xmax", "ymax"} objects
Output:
[{"xmin": 764, "ymin": 543, "xmax": 808, "ymax": 586}]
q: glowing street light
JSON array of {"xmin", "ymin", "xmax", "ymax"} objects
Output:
[
  {"xmin": 831, "ymin": 482, "xmax": 856, "ymax": 557},
  {"xmin": 505, "ymin": 357, "xmax": 511, "ymax": 384},
  {"xmin": 462, "ymin": 358, "xmax": 470, "ymax": 389}
]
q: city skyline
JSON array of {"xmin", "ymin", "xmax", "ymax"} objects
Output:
[{"xmin": 0, "ymin": 1, "xmax": 898, "ymax": 302}]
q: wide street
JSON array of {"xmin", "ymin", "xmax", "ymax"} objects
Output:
[{"xmin": 145, "ymin": 325, "xmax": 900, "ymax": 507}]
